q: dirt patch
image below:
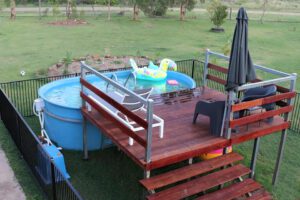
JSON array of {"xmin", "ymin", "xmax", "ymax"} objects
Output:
[
  {"xmin": 47, "ymin": 55, "xmax": 150, "ymax": 77},
  {"xmin": 48, "ymin": 19, "xmax": 88, "ymax": 26}
]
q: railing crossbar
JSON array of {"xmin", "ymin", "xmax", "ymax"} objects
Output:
[{"xmin": 207, "ymin": 50, "xmax": 292, "ymax": 77}]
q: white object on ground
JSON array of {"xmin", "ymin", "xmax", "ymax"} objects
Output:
[{"xmin": 20, "ymin": 70, "xmax": 26, "ymax": 76}]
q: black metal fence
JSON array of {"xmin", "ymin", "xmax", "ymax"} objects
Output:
[
  {"xmin": 0, "ymin": 59, "xmax": 299, "ymax": 199},
  {"xmin": 290, "ymin": 94, "xmax": 300, "ymax": 132},
  {"xmin": 0, "ymin": 89, "xmax": 83, "ymax": 200}
]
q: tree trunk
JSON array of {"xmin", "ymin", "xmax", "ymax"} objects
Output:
[
  {"xmin": 38, "ymin": 0, "xmax": 41, "ymax": 19},
  {"xmin": 107, "ymin": 0, "xmax": 111, "ymax": 21},
  {"xmin": 133, "ymin": 3, "xmax": 139, "ymax": 21},
  {"xmin": 91, "ymin": 4, "xmax": 95, "ymax": 16},
  {"xmin": 180, "ymin": 0, "xmax": 188, "ymax": 21},
  {"xmin": 179, "ymin": 3, "xmax": 184, "ymax": 21},
  {"xmin": 10, "ymin": 0, "xmax": 16, "ymax": 20},
  {"xmin": 260, "ymin": 0, "xmax": 268, "ymax": 24},
  {"xmin": 66, "ymin": 0, "xmax": 71, "ymax": 19}
]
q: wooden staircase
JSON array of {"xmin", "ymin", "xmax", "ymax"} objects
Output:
[{"xmin": 140, "ymin": 153, "xmax": 272, "ymax": 200}]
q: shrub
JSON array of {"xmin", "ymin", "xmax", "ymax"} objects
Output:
[
  {"xmin": 79, "ymin": 9, "xmax": 85, "ymax": 18},
  {"xmin": 62, "ymin": 52, "xmax": 72, "ymax": 75},
  {"xmin": 207, "ymin": 0, "xmax": 228, "ymax": 28},
  {"xmin": 138, "ymin": 0, "xmax": 168, "ymax": 17},
  {"xmin": 52, "ymin": 3, "xmax": 61, "ymax": 20}
]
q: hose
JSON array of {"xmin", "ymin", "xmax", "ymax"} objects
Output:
[{"xmin": 33, "ymin": 99, "xmax": 53, "ymax": 146}]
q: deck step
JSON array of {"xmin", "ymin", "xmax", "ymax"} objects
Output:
[
  {"xmin": 247, "ymin": 189, "xmax": 273, "ymax": 200},
  {"xmin": 195, "ymin": 178, "xmax": 262, "ymax": 200},
  {"xmin": 140, "ymin": 152, "xmax": 243, "ymax": 191},
  {"xmin": 146, "ymin": 164, "xmax": 251, "ymax": 200}
]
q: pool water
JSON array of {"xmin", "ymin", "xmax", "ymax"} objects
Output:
[{"xmin": 45, "ymin": 72, "xmax": 192, "ymax": 108}]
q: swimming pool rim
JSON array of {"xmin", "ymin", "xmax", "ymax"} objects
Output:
[{"xmin": 38, "ymin": 70, "xmax": 196, "ymax": 110}]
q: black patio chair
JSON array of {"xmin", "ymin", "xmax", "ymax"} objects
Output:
[
  {"xmin": 240, "ymin": 85, "xmax": 277, "ymax": 123},
  {"xmin": 192, "ymin": 100, "xmax": 226, "ymax": 137}
]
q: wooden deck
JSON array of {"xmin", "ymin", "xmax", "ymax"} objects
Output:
[{"xmin": 82, "ymin": 86, "xmax": 289, "ymax": 171}]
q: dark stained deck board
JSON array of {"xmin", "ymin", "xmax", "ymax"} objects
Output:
[
  {"xmin": 140, "ymin": 152, "xmax": 243, "ymax": 191},
  {"xmin": 195, "ymin": 178, "xmax": 262, "ymax": 200},
  {"xmin": 82, "ymin": 87, "xmax": 288, "ymax": 170},
  {"xmin": 146, "ymin": 164, "xmax": 251, "ymax": 200}
]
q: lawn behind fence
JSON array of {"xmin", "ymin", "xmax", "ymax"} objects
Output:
[{"xmin": 0, "ymin": 11, "xmax": 300, "ymax": 200}]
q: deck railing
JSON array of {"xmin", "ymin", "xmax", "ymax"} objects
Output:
[
  {"xmin": 203, "ymin": 49, "xmax": 297, "ymax": 184},
  {"xmin": 80, "ymin": 62, "xmax": 154, "ymax": 165}
]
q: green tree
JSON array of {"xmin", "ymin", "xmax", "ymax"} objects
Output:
[
  {"xmin": 51, "ymin": 0, "xmax": 61, "ymax": 21},
  {"xmin": 98, "ymin": 0, "xmax": 118, "ymax": 20},
  {"xmin": 207, "ymin": 0, "xmax": 228, "ymax": 30},
  {"xmin": 170, "ymin": 0, "xmax": 196, "ymax": 21},
  {"xmin": 137, "ymin": 0, "xmax": 168, "ymax": 17}
]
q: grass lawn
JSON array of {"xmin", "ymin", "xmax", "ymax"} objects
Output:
[
  {"xmin": 0, "ymin": 13, "xmax": 299, "ymax": 87},
  {"xmin": 0, "ymin": 12, "xmax": 300, "ymax": 200}
]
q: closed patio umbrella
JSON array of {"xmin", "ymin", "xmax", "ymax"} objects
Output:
[{"xmin": 226, "ymin": 7, "xmax": 256, "ymax": 91}]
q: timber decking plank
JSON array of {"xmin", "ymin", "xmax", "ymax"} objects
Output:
[
  {"xmin": 247, "ymin": 189, "xmax": 273, "ymax": 200},
  {"xmin": 146, "ymin": 164, "xmax": 251, "ymax": 200},
  {"xmin": 231, "ymin": 92, "xmax": 296, "ymax": 112},
  {"xmin": 195, "ymin": 178, "xmax": 262, "ymax": 200},
  {"xmin": 231, "ymin": 120, "xmax": 290, "ymax": 144},
  {"xmin": 140, "ymin": 152, "xmax": 243, "ymax": 191},
  {"xmin": 230, "ymin": 106, "xmax": 293, "ymax": 128}
]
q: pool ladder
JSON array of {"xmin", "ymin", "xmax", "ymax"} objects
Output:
[
  {"xmin": 105, "ymin": 72, "xmax": 136, "ymax": 92},
  {"xmin": 123, "ymin": 72, "xmax": 136, "ymax": 88}
]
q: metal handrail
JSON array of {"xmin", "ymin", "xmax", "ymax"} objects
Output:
[
  {"xmin": 206, "ymin": 49, "xmax": 292, "ymax": 77},
  {"xmin": 81, "ymin": 61, "xmax": 148, "ymax": 104},
  {"xmin": 80, "ymin": 61, "xmax": 154, "ymax": 165},
  {"xmin": 237, "ymin": 75, "xmax": 297, "ymax": 91}
]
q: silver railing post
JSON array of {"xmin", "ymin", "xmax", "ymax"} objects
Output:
[
  {"xmin": 272, "ymin": 73, "xmax": 297, "ymax": 185},
  {"xmin": 81, "ymin": 64, "xmax": 87, "ymax": 108},
  {"xmin": 224, "ymin": 90, "xmax": 235, "ymax": 139},
  {"xmin": 145, "ymin": 99, "xmax": 153, "ymax": 164},
  {"xmin": 203, "ymin": 49, "xmax": 210, "ymax": 87},
  {"xmin": 80, "ymin": 63, "xmax": 89, "ymax": 160}
]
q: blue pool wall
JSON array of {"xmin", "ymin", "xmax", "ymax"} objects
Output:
[{"xmin": 39, "ymin": 70, "xmax": 196, "ymax": 151}]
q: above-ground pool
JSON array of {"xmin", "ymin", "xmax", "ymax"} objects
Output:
[{"xmin": 39, "ymin": 70, "xmax": 196, "ymax": 150}]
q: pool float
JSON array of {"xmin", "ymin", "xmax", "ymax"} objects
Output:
[
  {"xmin": 200, "ymin": 146, "xmax": 233, "ymax": 160},
  {"xmin": 130, "ymin": 58, "xmax": 177, "ymax": 81},
  {"xmin": 167, "ymin": 80, "xmax": 179, "ymax": 85}
]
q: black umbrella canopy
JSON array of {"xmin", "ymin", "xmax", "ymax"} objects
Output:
[{"xmin": 225, "ymin": 7, "xmax": 256, "ymax": 91}]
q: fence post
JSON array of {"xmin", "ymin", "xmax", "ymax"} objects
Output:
[
  {"xmin": 192, "ymin": 60, "xmax": 195, "ymax": 79},
  {"xmin": 203, "ymin": 49, "xmax": 210, "ymax": 87},
  {"xmin": 51, "ymin": 161, "xmax": 57, "ymax": 200}
]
